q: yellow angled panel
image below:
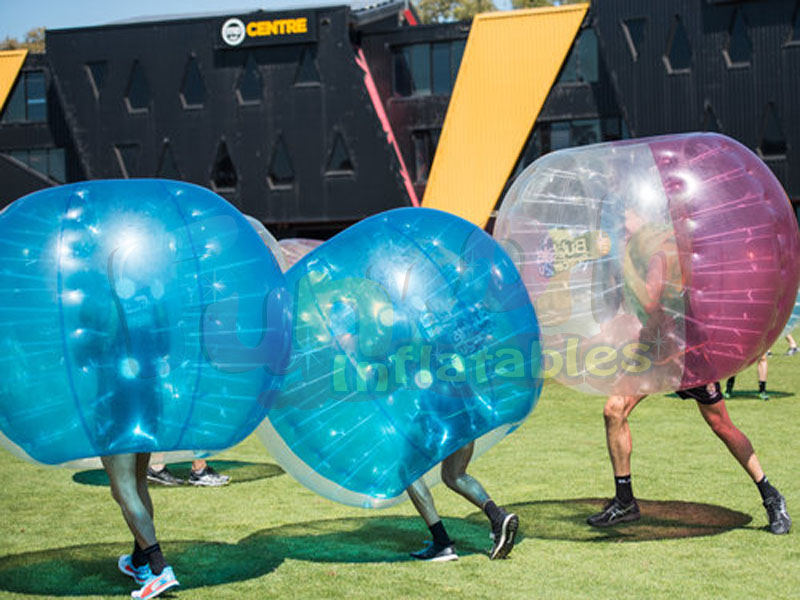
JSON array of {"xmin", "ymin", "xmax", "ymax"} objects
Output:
[
  {"xmin": 422, "ymin": 5, "xmax": 588, "ymax": 227},
  {"xmin": 0, "ymin": 50, "xmax": 28, "ymax": 114}
]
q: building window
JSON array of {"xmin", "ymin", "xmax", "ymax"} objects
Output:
[
  {"xmin": 621, "ymin": 18, "xmax": 646, "ymax": 62},
  {"xmin": 790, "ymin": 1, "xmax": 800, "ymax": 44},
  {"xmin": 558, "ymin": 28, "xmax": 599, "ymax": 84},
  {"xmin": 157, "ymin": 141, "xmax": 181, "ymax": 179},
  {"xmin": 114, "ymin": 143, "xmax": 140, "ymax": 178},
  {"xmin": 85, "ymin": 61, "xmax": 107, "ymax": 101},
  {"xmin": 664, "ymin": 15, "xmax": 692, "ymax": 74},
  {"xmin": 6, "ymin": 147, "xmax": 65, "ymax": 182},
  {"xmin": 180, "ymin": 56, "xmax": 206, "ymax": 108},
  {"xmin": 125, "ymin": 61, "xmax": 151, "ymax": 113},
  {"xmin": 724, "ymin": 8, "xmax": 752, "ymax": 67},
  {"xmin": 294, "ymin": 46, "xmax": 321, "ymax": 86},
  {"xmin": 268, "ymin": 134, "xmax": 295, "ymax": 189},
  {"xmin": 411, "ymin": 128, "xmax": 441, "ymax": 183},
  {"xmin": 211, "ymin": 140, "xmax": 238, "ymax": 191},
  {"xmin": 393, "ymin": 39, "xmax": 466, "ymax": 97},
  {"xmin": 1, "ymin": 71, "xmax": 47, "ymax": 123},
  {"xmin": 758, "ymin": 103, "xmax": 788, "ymax": 159},
  {"xmin": 703, "ymin": 104, "xmax": 722, "ymax": 132},
  {"xmin": 512, "ymin": 117, "xmax": 630, "ymax": 177},
  {"xmin": 326, "ymin": 131, "xmax": 354, "ymax": 175},
  {"xmin": 237, "ymin": 53, "xmax": 262, "ymax": 104}
]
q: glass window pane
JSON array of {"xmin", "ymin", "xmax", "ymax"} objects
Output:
[
  {"xmin": 180, "ymin": 56, "xmax": 206, "ymax": 107},
  {"xmin": 49, "ymin": 148, "xmax": 66, "ymax": 182},
  {"xmin": 28, "ymin": 149, "xmax": 47, "ymax": 176},
  {"xmin": 25, "ymin": 71, "xmax": 47, "ymax": 121},
  {"xmin": 558, "ymin": 46, "xmax": 578, "ymax": 83},
  {"xmin": 409, "ymin": 44, "xmax": 431, "ymax": 95},
  {"xmin": 578, "ymin": 29, "xmax": 599, "ymax": 83},
  {"xmin": 412, "ymin": 131, "xmax": 429, "ymax": 183},
  {"xmin": 451, "ymin": 40, "xmax": 466, "ymax": 87},
  {"xmin": 571, "ymin": 119, "xmax": 601, "ymax": 146},
  {"xmin": 667, "ymin": 17, "xmax": 692, "ymax": 72},
  {"xmin": 393, "ymin": 47, "xmax": 413, "ymax": 97},
  {"xmin": 237, "ymin": 53, "xmax": 262, "ymax": 104},
  {"xmin": 432, "ymin": 42, "xmax": 450, "ymax": 95},
  {"xmin": 8, "ymin": 149, "xmax": 28, "ymax": 164},
  {"xmin": 551, "ymin": 122, "xmax": 570, "ymax": 150},
  {"xmin": 1, "ymin": 79, "xmax": 26, "ymax": 122}
]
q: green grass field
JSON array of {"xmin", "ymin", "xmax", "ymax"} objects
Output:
[{"xmin": 1, "ymin": 338, "xmax": 798, "ymax": 600}]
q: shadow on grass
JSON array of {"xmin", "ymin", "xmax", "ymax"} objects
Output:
[
  {"xmin": 467, "ymin": 499, "xmax": 751, "ymax": 543},
  {"xmin": 0, "ymin": 515, "xmax": 489, "ymax": 596},
  {"xmin": 71, "ymin": 461, "xmax": 284, "ymax": 487},
  {"xmin": 724, "ymin": 389, "xmax": 793, "ymax": 400}
]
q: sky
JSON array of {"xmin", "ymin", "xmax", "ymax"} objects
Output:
[{"xmin": 2, "ymin": 1, "xmax": 516, "ymax": 41}]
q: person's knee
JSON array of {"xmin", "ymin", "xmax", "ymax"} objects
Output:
[
  {"xmin": 704, "ymin": 409, "xmax": 733, "ymax": 439},
  {"xmin": 603, "ymin": 396, "xmax": 628, "ymax": 424},
  {"xmin": 441, "ymin": 470, "xmax": 459, "ymax": 491}
]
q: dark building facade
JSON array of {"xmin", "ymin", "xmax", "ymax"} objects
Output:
[{"xmin": 0, "ymin": 0, "xmax": 798, "ymax": 233}]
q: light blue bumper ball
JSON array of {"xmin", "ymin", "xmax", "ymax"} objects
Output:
[
  {"xmin": 258, "ymin": 207, "xmax": 541, "ymax": 508},
  {"xmin": 0, "ymin": 180, "xmax": 291, "ymax": 465}
]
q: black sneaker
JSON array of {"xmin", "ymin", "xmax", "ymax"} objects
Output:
[
  {"xmin": 787, "ymin": 347, "xmax": 798, "ymax": 356},
  {"xmin": 146, "ymin": 466, "xmax": 185, "ymax": 486},
  {"xmin": 764, "ymin": 492, "xmax": 791, "ymax": 534},
  {"xmin": 489, "ymin": 513, "xmax": 519, "ymax": 560},
  {"xmin": 188, "ymin": 466, "xmax": 231, "ymax": 487},
  {"xmin": 587, "ymin": 497, "xmax": 641, "ymax": 527},
  {"xmin": 410, "ymin": 541, "xmax": 458, "ymax": 562}
]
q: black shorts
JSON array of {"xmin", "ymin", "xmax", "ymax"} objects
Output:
[{"xmin": 676, "ymin": 382, "xmax": 722, "ymax": 405}]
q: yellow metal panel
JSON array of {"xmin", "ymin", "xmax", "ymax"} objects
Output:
[
  {"xmin": 422, "ymin": 5, "xmax": 588, "ymax": 227},
  {"xmin": 0, "ymin": 50, "xmax": 28, "ymax": 114},
  {"xmin": 0, "ymin": 49, "xmax": 28, "ymax": 113}
]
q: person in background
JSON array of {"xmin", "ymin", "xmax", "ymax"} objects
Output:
[{"xmin": 147, "ymin": 454, "xmax": 230, "ymax": 487}]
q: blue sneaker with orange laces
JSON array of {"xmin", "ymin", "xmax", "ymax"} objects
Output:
[
  {"xmin": 131, "ymin": 566, "xmax": 179, "ymax": 599},
  {"xmin": 117, "ymin": 554, "xmax": 152, "ymax": 585}
]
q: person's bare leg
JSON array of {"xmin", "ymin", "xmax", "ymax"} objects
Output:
[
  {"xmin": 603, "ymin": 395, "xmax": 646, "ymax": 477},
  {"xmin": 696, "ymin": 400, "xmax": 763, "ymax": 482},
  {"xmin": 441, "ymin": 442, "xmax": 518, "ymax": 560},
  {"xmin": 757, "ymin": 353, "xmax": 768, "ymax": 399},
  {"xmin": 406, "ymin": 478, "xmax": 456, "ymax": 560},
  {"xmin": 102, "ymin": 453, "xmax": 157, "ymax": 548},
  {"xmin": 587, "ymin": 395, "xmax": 646, "ymax": 527},
  {"xmin": 406, "ymin": 478, "xmax": 441, "ymax": 527},
  {"xmin": 440, "ymin": 442, "xmax": 489, "ymax": 509},
  {"xmin": 149, "ymin": 452, "xmax": 166, "ymax": 473},
  {"xmin": 697, "ymin": 398, "xmax": 791, "ymax": 534},
  {"xmin": 136, "ymin": 453, "xmax": 154, "ymax": 519}
]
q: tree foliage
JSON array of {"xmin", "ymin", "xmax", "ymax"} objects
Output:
[
  {"xmin": 0, "ymin": 27, "xmax": 46, "ymax": 53},
  {"xmin": 415, "ymin": 1, "xmax": 587, "ymax": 23}
]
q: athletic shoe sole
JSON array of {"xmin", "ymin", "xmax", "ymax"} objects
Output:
[
  {"xmin": 490, "ymin": 513, "xmax": 519, "ymax": 560},
  {"xmin": 588, "ymin": 510, "xmax": 641, "ymax": 528}
]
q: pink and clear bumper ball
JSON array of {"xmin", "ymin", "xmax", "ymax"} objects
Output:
[
  {"xmin": 494, "ymin": 133, "xmax": 800, "ymax": 395},
  {"xmin": 782, "ymin": 291, "xmax": 800, "ymax": 337},
  {"xmin": 245, "ymin": 215, "xmax": 287, "ymax": 272},
  {"xmin": 258, "ymin": 208, "xmax": 541, "ymax": 508},
  {"xmin": 278, "ymin": 238, "xmax": 324, "ymax": 271},
  {"xmin": 0, "ymin": 180, "xmax": 292, "ymax": 465}
]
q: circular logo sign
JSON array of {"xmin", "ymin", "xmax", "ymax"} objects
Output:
[{"xmin": 221, "ymin": 18, "xmax": 246, "ymax": 46}]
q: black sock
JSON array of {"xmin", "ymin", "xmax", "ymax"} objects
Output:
[
  {"xmin": 132, "ymin": 541, "xmax": 148, "ymax": 568},
  {"xmin": 759, "ymin": 380, "xmax": 766, "ymax": 393},
  {"xmin": 143, "ymin": 543, "xmax": 166, "ymax": 576},
  {"xmin": 615, "ymin": 475, "xmax": 634, "ymax": 504},
  {"xmin": 756, "ymin": 476, "xmax": 778, "ymax": 501},
  {"xmin": 428, "ymin": 520, "xmax": 452, "ymax": 547},
  {"xmin": 483, "ymin": 500, "xmax": 504, "ymax": 526},
  {"xmin": 725, "ymin": 377, "xmax": 735, "ymax": 394}
]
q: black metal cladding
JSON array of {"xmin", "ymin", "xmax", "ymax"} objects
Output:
[
  {"xmin": 40, "ymin": 6, "xmax": 409, "ymax": 223},
  {"xmin": 593, "ymin": 0, "xmax": 800, "ymax": 200}
]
